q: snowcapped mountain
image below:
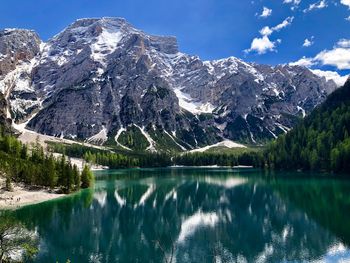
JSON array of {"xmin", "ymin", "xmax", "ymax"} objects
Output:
[{"xmin": 0, "ymin": 17, "xmax": 339, "ymax": 151}]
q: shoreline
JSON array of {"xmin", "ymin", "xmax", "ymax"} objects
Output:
[
  {"xmin": 0, "ymin": 178, "xmax": 65, "ymax": 210},
  {"xmin": 168, "ymin": 165, "xmax": 254, "ymax": 168},
  {"xmin": 0, "ymin": 155, "xmax": 107, "ymax": 210},
  {"xmin": 0, "ymin": 166, "xmax": 252, "ymax": 210}
]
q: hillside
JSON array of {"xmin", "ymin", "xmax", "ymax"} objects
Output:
[{"xmin": 266, "ymin": 78, "xmax": 350, "ymax": 173}]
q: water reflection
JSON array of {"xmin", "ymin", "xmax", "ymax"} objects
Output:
[{"xmin": 12, "ymin": 169, "xmax": 350, "ymax": 263}]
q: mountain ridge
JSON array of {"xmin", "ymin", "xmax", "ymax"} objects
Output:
[{"xmin": 0, "ymin": 17, "xmax": 342, "ymax": 152}]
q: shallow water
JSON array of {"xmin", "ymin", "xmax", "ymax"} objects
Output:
[{"xmin": 12, "ymin": 168, "xmax": 350, "ymax": 263}]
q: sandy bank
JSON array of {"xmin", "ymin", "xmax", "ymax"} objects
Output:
[{"xmin": 0, "ymin": 178, "xmax": 65, "ymax": 210}]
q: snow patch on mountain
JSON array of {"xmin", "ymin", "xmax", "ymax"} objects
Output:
[
  {"xmin": 0, "ymin": 59, "xmax": 36, "ymax": 94},
  {"xmin": 275, "ymin": 122, "xmax": 291, "ymax": 133},
  {"xmin": 297, "ymin": 106, "xmax": 306, "ymax": 118},
  {"xmin": 163, "ymin": 130, "xmax": 187, "ymax": 151},
  {"xmin": 0, "ymin": 58, "xmax": 42, "ymax": 117},
  {"xmin": 174, "ymin": 87, "xmax": 215, "ymax": 114},
  {"xmin": 114, "ymin": 127, "xmax": 132, "ymax": 151},
  {"xmin": 90, "ymin": 29, "xmax": 123, "ymax": 66},
  {"xmin": 134, "ymin": 124, "xmax": 156, "ymax": 152},
  {"xmin": 87, "ymin": 126, "xmax": 108, "ymax": 144},
  {"xmin": 188, "ymin": 140, "xmax": 246, "ymax": 153},
  {"xmin": 41, "ymin": 43, "xmax": 74, "ymax": 66}
]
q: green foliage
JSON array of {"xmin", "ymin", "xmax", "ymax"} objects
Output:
[
  {"xmin": 48, "ymin": 142, "xmax": 173, "ymax": 168},
  {"xmin": 148, "ymin": 128, "xmax": 186, "ymax": 153},
  {"xmin": 118, "ymin": 126, "xmax": 150, "ymax": 151},
  {"xmin": 173, "ymin": 148, "xmax": 264, "ymax": 167},
  {"xmin": 81, "ymin": 165, "xmax": 94, "ymax": 188},
  {"xmin": 265, "ymin": 80, "xmax": 350, "ymax": 173},
  {"xmin": 0, "ymin": 134, "xmax": 88, "ymax": 193},
  {"xmin": 48, "ymin": 140, "xmax": 264, "ymax": 168}
]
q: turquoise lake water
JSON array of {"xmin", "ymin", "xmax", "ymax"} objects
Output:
[{"xmin": 11, "ymin": 168, "xmax": 350, "ymax": 263}]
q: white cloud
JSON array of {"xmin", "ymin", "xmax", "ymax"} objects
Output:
[
  {"xmin": 283, "ymin": 0, "xmax": 301, "ymax": 10},
  {"xmin": 246, "ymin": 35, "xmax": 278, "ymax": 54},
  {"xmin": 303, "ymin": 0, "xmax": 327, "ymax": 12},
  {"xmin": 260, "ymin": 7, "xmax": 272, "ymax": 18},
  {"xmin": 290, "ymin": 39, "xmax": 350, "ymax": 70},
  {"xmin": 346, "ymin": 16, "xmax": 350, "ymax": 21},
  {"xmin": 283, "ymin": 0, "xmax": 301, "ymax": 4},
  {"xmin": 260, "ymin": 26, "xmax": 273, "ymax": 36},
  {"xmin": 273, "ymin": 16, "xmax": 294, "ymax": 31},
  {"xmin": 341, "ymin": 0, "xmax": 350, "ymax": 8},
  {"xmin": 337, "ymin": 39, "xmax": 350, "ymax": 48},
  {"xmin": 311, "ymin": 69, "xmax": 348, "ymax": 86},
  {"xmin": 303, "ymin": 36, "xmax": 314, "ymax": 47},
  {"xmin": 246, "ymin": 16, "xmax": 293, "ymax": 54},
  {"xmin": 289, "ymin": 56, "xmax": 348, "ymax": 87},
  {"xmin": 315, "ymin": 48, "xmax": 350, "ymax": 70},
  {"xmin": 259, "ymin": 17, "xmax": 294, "ymax": 36},
  {"xmin": 289, "ymin": 56, "xmax": 316, "ymax": 67}
]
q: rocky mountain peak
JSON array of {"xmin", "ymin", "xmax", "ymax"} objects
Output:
[
  {"xmin": 0, "ymin": 28, "xmax": 41, "ymax": 77},
  {"xmin": 0, "ymin": 17, "xmax": 344, "ymax": 151},
  {"xmin": 49, "ymin": 17, "xmax": 178, "ymax": 57}
]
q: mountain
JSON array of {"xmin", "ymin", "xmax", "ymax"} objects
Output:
[
  {"xmin": 0, "ymin": 17, "xmax": 339, "ymax": 152},
  {"xmin": 266, "ymin": 77, "xmax": 350, "ymax": 173}
]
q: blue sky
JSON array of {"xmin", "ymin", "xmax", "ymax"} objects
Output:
[{"xmin": 1, "ymin": 0, "xmax": 349, "ymax": 75}]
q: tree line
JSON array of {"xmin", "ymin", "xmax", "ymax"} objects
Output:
[
  {"xmin": 173, "ymin": 150, "xmax": 263, "ymax": 167},
  {"xmin": 48, "ymin": 142, "xmax": 173, "ymax": 168},
  {"xmin": 48, "ymin": 142, "xmax": 264, "ymax": 168},
  {"xmin": 0, "ymin": 134, "xmax": 94, "ymax": 193}
]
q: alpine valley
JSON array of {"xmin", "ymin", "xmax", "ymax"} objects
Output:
[{"xmin": 0, "ymin": 17, "xmax": 342, "ymax": 152}]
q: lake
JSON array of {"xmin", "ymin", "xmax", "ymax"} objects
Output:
[{"xmin": 11, "ymin": 168, "xmax": 350, "ymax": 263}]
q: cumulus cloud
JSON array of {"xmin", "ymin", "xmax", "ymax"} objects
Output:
[
  {"xmin": 303, "ymin": 0, "xmax": 327, "ymax": 12},
  {"xmin": 290, "ymin": 39, "xmax": 350, "ymax": 70},
  {"xmin": 259, "ymin": 7, "xmax": 272, "ymax": 18},
  {"xmin": 290, "ymin": 56, "xmax": 348, "ymax": 87},
  {"xmin": 246, "ymin": 17, "xmax": 293, "ymax": 54},
  {"xmin": 311, "ymin": 69, "xmax": 348, "ymax": 86},
  {"xmin": 340, "ymin": 0, "xmax": 350, "ymax": 8},
  {"xmin": 303, "ymin": 36, "xmax": 314, "ymax": 47},
  {"xmin": 289, "ymin": 56, "xmax": 315, "ymax": 67},
  {"xmin": 315, "ymin": 48, "xmax": 350, "ymax": 70},
  {"xmin": 313, "ymin": 39, "xmax": 350, "ymax": 70},
  {"xmin": 246, "ymin": 36, "xmax": 280, "ymax": 54}
]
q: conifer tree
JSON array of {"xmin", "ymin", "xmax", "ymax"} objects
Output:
[{"xmin": 81, "ymin": 165, "xmax": 94, "ymax": 189}]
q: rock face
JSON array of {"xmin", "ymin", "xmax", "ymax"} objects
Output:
[
  {"xmin": 0, "ymin": 92, "xmax": 12, "ymax": 134},
  {"xmin": 0, "ymin": 29, "xmax": 42, "ymax": 121},
  {"xmin": 0, "ymin": 29, "xmax": 41, "ymax": 76},
  {"xmin": 0, "ymin": 17, "xmax": 338, "ymax": 151}
]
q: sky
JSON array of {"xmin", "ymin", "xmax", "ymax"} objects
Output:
[{"xmin": 0, "ymin": 0, "xmax": 349, "ymax": 76}]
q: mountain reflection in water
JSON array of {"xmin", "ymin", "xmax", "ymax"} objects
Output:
[{"xmin": 11, "ymin": 168, "xmax": 350, "ymax": 263}]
